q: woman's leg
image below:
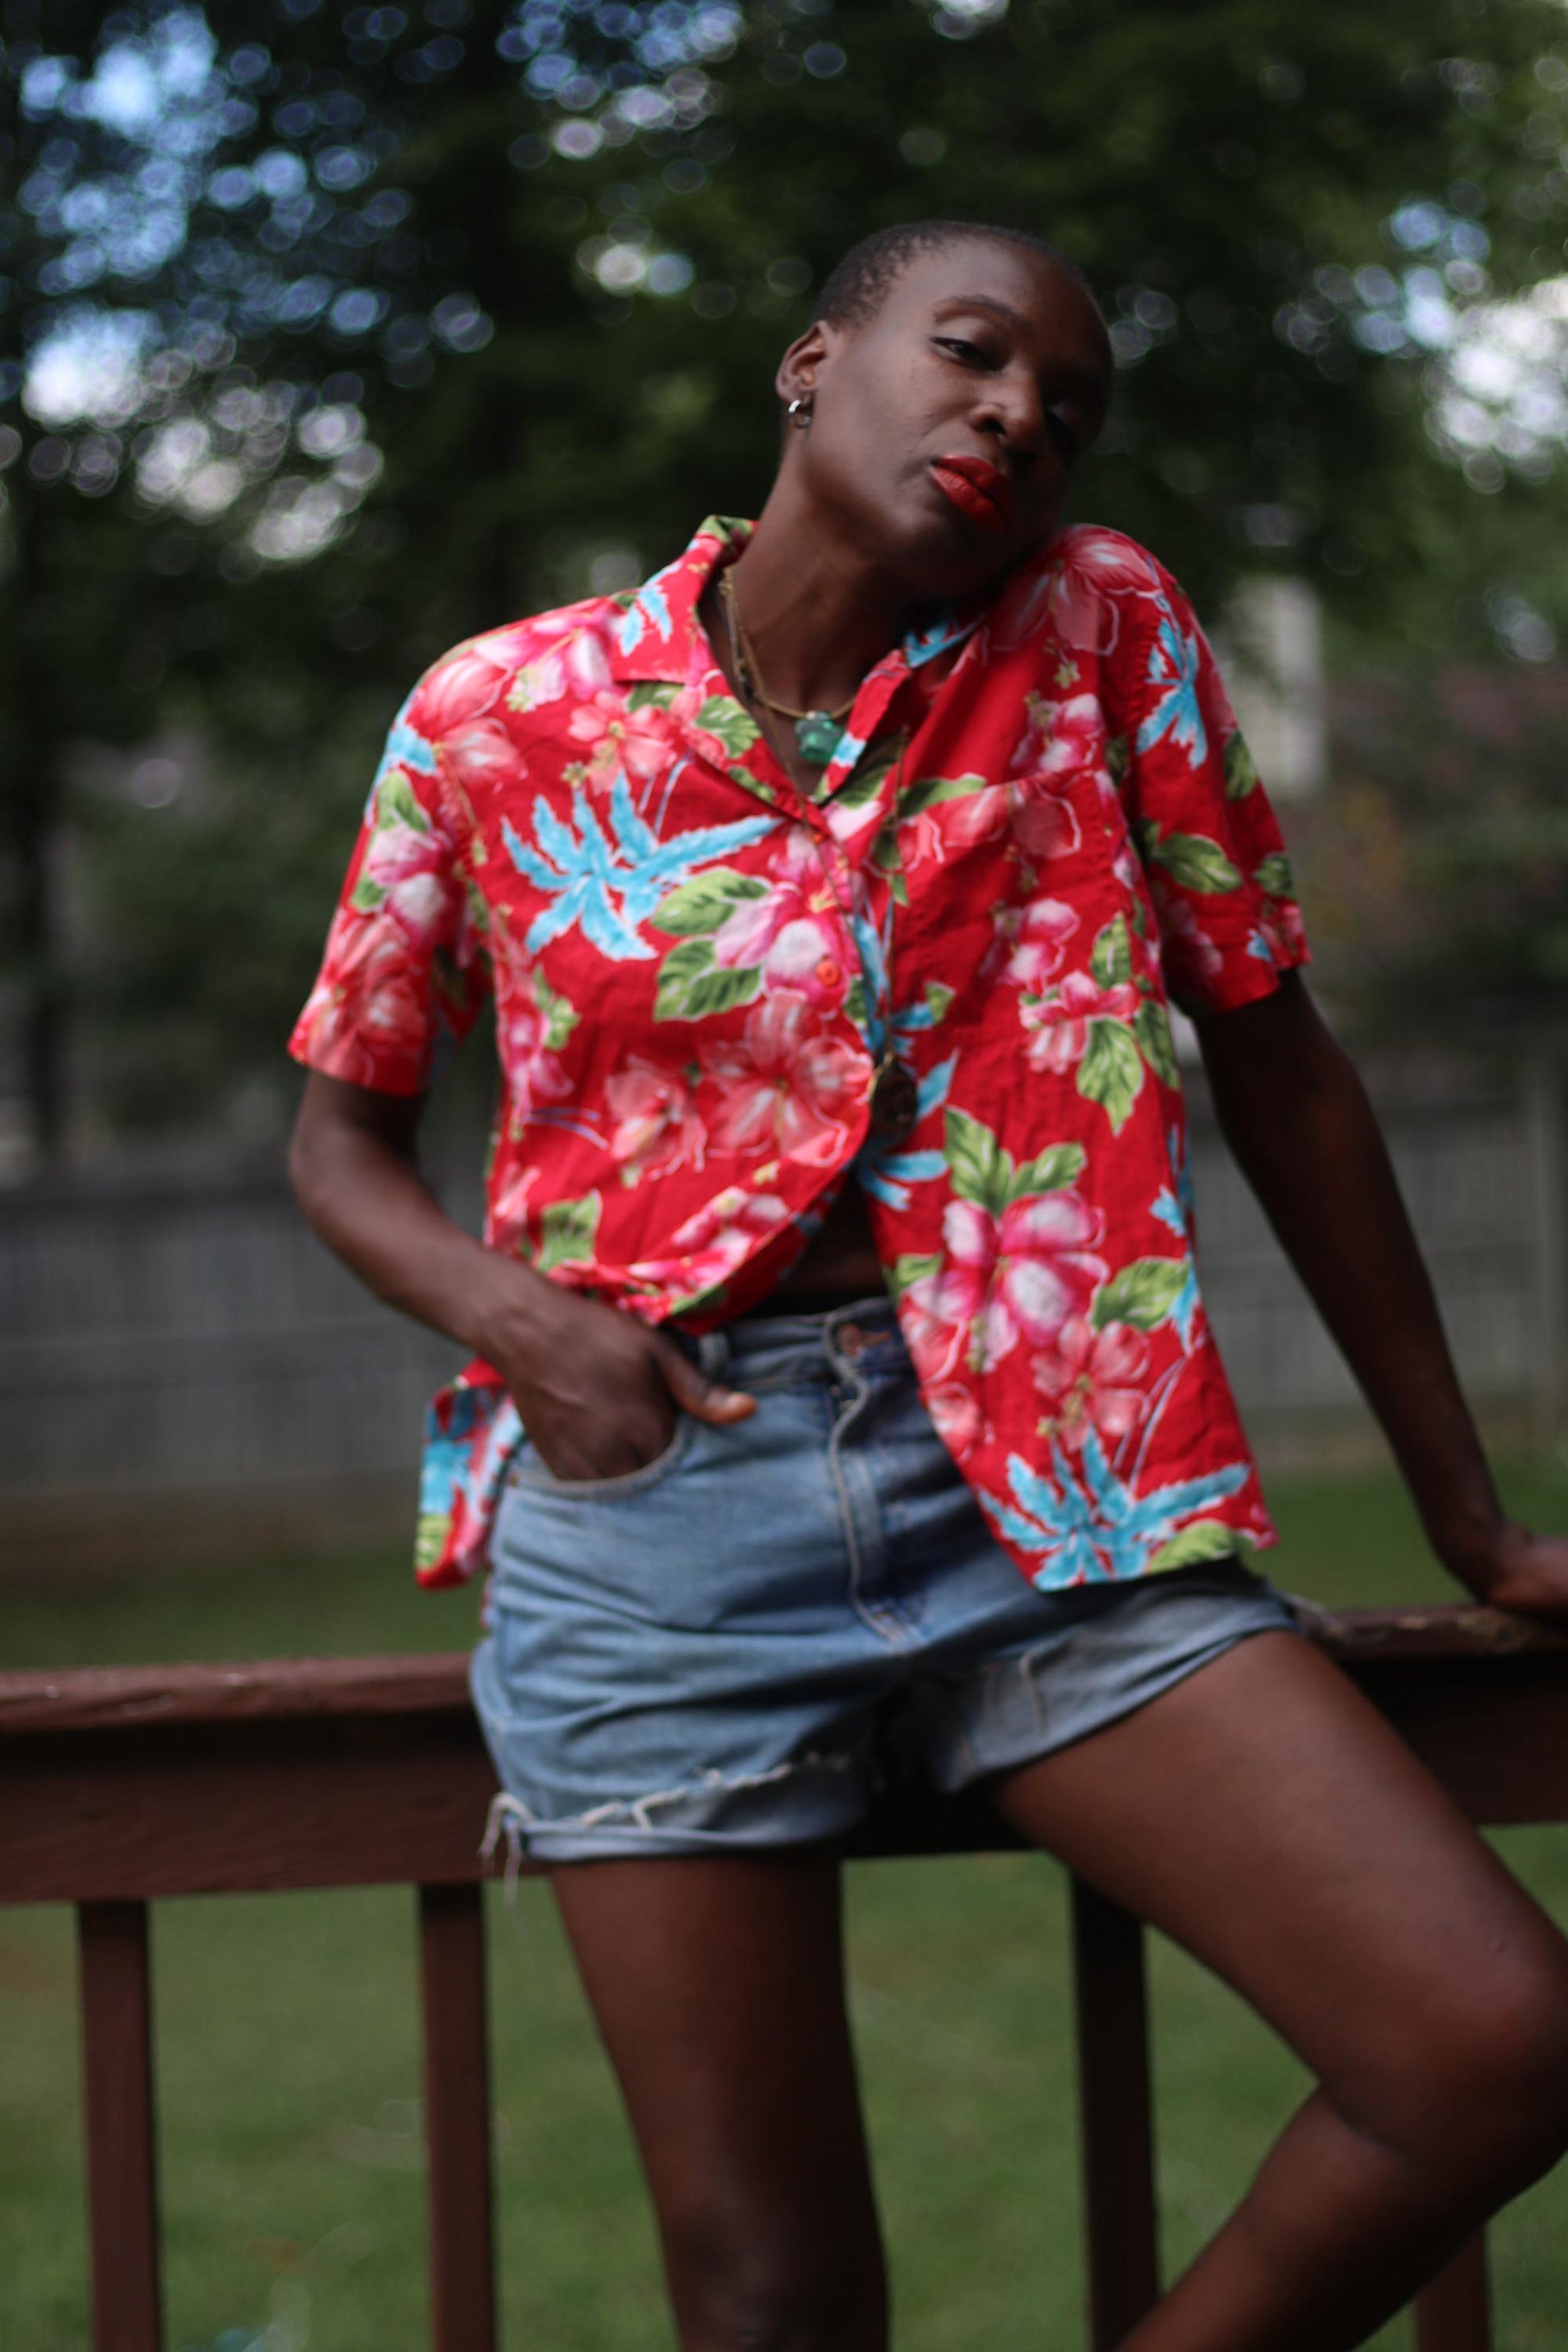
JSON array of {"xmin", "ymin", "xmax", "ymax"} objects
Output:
[
  {"xmin": 552, "ymin": 1848, "xmax": 888, "ymax": 2352},
  {"xmin": 990, "ymin": 1629, "xmax": 1568, "ymax": 2351}
]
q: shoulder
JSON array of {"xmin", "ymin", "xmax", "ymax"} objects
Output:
[
  {"xmin": 404, "ymin": 591, "xmax": 624, "ymax": 743},
  {"xmin": 986, "ymin": 522, "xmax": 1180, "ymax": 663}
]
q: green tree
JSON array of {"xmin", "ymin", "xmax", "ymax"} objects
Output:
[{"xmin": 8, "ymin": 0, "xmax": 1568, "ymax": 1145}]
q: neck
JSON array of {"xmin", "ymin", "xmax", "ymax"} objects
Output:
[{"xmin": 721, "ymin": 475, "xmax": 912, "ymax": 713}]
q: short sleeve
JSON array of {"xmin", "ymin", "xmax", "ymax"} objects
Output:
[
  {"xmin": 1110, "ymin": 560, "xmax": 1310, "ymax": 1017},
  {"xmin": 288, "ymin": 685, "xmax": 492, "ymax": 1094}
]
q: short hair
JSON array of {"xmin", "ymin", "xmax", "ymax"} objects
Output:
[{"xmin": 816, "ymin": 219, "xmax": 1101, "ymax": 330}]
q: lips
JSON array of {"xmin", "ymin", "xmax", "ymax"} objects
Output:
[{"xmin": 929, "ymin": 451, "xmax": 1014, "ymax": 532}]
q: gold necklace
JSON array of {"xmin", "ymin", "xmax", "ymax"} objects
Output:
[{"xmin": 717, "ymin": 568, "xmax": 855, "ymax": 766}]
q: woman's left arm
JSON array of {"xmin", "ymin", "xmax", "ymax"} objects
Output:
[{"xmin": 1197, "ymin": 971, "xmax": 1568, "ymax": 1616}]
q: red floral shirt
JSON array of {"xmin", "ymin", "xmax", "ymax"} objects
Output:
[{"xmin": 291, "ymin": 516, "xmax": 1309, "ymax": 1590}]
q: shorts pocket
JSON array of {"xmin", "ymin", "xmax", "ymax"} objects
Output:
[{"xmin": 511, "ymin": 1410, "xmax": 696, "ymax": 1500}]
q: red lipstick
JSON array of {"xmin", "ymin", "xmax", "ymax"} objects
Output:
[{"xmin": 929, "ymin": 451, "xmax": 1014, "ymax": 531}]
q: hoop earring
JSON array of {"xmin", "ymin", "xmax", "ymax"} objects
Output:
[{"xmin": 786, "ymin": 394, "xmax": 814, "ymax": 428}]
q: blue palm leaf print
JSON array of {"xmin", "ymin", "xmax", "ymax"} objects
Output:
[
  {"xmin": 1135, "ymin": 600, "xmax": 1207, "ymax": 768},
  {"xmin": 992, "ymin": 1431, "xmax": 1249, "ymax": 1586},
  {"xmin": 616, "ymin": 572, "xmax": 675, "ymax": 656},
  {"xmin": 363, "ymin": 691, "xmax": 437, "ymax": 813},
  {"xmin": 504, "ymin": 776, "xmax": 774, "ymax": 962}
]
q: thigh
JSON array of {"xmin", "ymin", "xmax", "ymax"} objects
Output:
[
  {"xmin": 552, "ymin": 1851, "xmax": 884, "ymax": 2296},
  {"xmin": 989, "ymin": 1630, "xmax": 1568, "ymax": 2116}
]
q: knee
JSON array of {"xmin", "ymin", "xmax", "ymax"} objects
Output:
[
  {"xmin": 1372, "ymin": 1943, "xmax": 1568, "ymax": 2192},
  {"xmin": 665, "ymin": 2215, "xmax": 886, "ymax": 2352}
]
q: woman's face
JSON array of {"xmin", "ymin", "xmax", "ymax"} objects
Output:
[{"xmin": 778, "ymin": 239, "xmax": 1112, "ymax": 602}]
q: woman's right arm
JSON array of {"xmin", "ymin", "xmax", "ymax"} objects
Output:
[{"xmin": 288, "ymin": 1071, "xmax": 754, "ymax": 1481}]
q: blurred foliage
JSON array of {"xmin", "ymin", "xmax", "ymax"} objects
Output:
[
  {"xmin": 1300, "ymin": 661, "xmax": 1568, "ymax": 1046},
  {"xmin": 8, "ymin": 0, "xmax": 1568, "ymax": 1138}
]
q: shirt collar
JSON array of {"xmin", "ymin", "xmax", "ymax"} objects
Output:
[{"xmin": 605, "ymin": 514, "xmax": 986, "ymax": 690}]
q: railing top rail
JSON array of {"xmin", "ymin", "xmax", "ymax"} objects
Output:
[{"xmin": 2, "ymin": 1605, "xmax": 1566, "ymax": 1741}]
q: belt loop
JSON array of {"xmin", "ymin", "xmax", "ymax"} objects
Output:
[{"xmin": 699, "ymin": 1328, "xmax": 731, "ymax": 1381}]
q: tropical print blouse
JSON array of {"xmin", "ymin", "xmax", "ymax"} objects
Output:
[{"xmin": 290, "ymin": 516, "xmax": 1309, "ymax": 1591}]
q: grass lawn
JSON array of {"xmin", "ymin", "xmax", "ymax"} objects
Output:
[{"xmin": 2, "ymin": 1452, "xmax": 1567, "ymax": 2350}]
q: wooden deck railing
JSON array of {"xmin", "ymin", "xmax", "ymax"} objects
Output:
[{"xmin": 3, "ymin": 1605, "xmax": 1567, "ymax": 2352}]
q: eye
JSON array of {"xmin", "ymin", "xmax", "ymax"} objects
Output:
[{"xmin": 934, "ymin": 334, "xmax": 1000, "ymax": 370}]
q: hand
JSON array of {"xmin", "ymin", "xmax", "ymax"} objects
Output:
[
  {"xmin": 1446, "ymin": 1520, "xmax": 1568, "ymax": 1621},
  {"xmin": 477, "ymin": 1272, "xmax": 755, "ymax": 1483}
]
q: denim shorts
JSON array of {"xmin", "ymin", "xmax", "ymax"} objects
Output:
[{"xmin": 470, "ymin": 1296, "xmax": 1298, "ymax": 1864}]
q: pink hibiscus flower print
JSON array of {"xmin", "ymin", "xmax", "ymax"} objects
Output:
[
  {"xmin": 991, "ymin": 527, "xmax": 1162, "ymax": 655},
  {"xmin": 362, "ymin": 815, "xmax": 454, "ymax": 948},
  {"xmin": 497, "ymin": 975, "xmax": 572, "ymax": 1122},
  {"xmin": 922, "ymin": 1379, "xmax": 989, "ymax": 1462},
  {"xmin": 711, "ymin": 828, "xmax": 850, "ymax": 1009},
  {"xmin": 699, "ymin": 992, "xmax": 869, "ymax": 1167},
  {"xmin": 1033, "ymin": 1315, "xmax": 1150, "ymax": 1453},
  {"xmin": 566, "ymin": 687, "xmax": 679, "ymax": 788},
  {"xmin": 418, "ymin": 643, "xmax": 509, "ymax": 738},
  {"xmin": 504, "ymin": 620, "xmax": 612, "ymax": 716},
  {"xmin": 933, "ymin": 1190, "xmax": 1109, "ymax": 1373},
  {"xmin": 1155, "ymin": 895, "xmax": 1225, "ymax": 996},
  {"xmin": 1021, "ymin": 969, "xmax": 1139, "ymax": 1076},
  {"xmin": 301, "ymin": 918, "xmax": 432, "ymax": 1083},
  {"xmin": 442, "ymin": 717, "xmax": 524, "ymax": 788},
  {"xmin": 628, "ymin": 1184, "xmax": 792, "ymax": 1294},
  {"xmin": 606, "ymin": 1056, "xmax": 707, "ymax": 1184},
  {"xmin": 998, "ymin": 896, "xmax": 1081, "ymax": 993}
]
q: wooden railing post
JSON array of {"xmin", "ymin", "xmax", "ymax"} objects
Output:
[
  {"xmin": 1414, "ymin": 2234, "xmax": 1491, "ymax": 2352},
  {"xmin": 1071, "ymin": 1876, "xmax": 1159, "ymax": 2351},
  {"xmin": 418, "ymin": 1881, "xmax": 498, "ymax": 2352},
  {"xmin": 77, "ymin": 1901, "xmax": 162, "ymax": 2352}
]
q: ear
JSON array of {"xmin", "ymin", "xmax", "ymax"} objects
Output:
[{"xmin": 775, "ymin": 321, "xmax": 829, "ymax": 407}]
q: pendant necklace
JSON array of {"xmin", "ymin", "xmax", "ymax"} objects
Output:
[
  {"xmin": 717, "ymin": 567, "xmax": 856, "ymax": 766},
  {"xmin": 716, "ymin": 565, "xmax": 920, "ymax": 1147}
]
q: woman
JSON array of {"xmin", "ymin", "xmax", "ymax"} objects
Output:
[{"xmin": 289, "ymin": 220, "xmax": 1568, "ymax": 2350}]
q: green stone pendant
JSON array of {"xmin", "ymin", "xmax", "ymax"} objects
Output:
[{"xmin": 793, "ymin": 709, "xmax": 843, "ymax": 765}]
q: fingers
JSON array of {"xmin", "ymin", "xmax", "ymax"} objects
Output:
[{"xmin": 655, "ymin": 1336, "xmax": 757, "ymax": 1425}]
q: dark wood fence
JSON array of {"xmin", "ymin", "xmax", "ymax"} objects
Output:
[{"xmin": 3, "ymin": 1605, "xmax": 1566, "ymax": 2352}]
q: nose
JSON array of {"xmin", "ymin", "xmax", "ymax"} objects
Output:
[{"xmin": 970, "ymin": 366, "xmax": 1046, "ymax": 462}]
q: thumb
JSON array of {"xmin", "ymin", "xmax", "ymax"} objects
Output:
[{"xmin": 656, "ymin": 1338, "xmax": 757, "ymax": 1425}]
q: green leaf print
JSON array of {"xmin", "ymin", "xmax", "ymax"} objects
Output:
[
  {"xmin": 696, "ymin": 695, "xmax": 762, "ymax": 758},
  {"xmin": 1253, "ymin": 852, "xmax": 1295, "ymax": 898},
  {"xmin": 626, "ymin": 680, "xmax": 680, "ymax": 712},
  {"xmin": 844, "ymin": 973, "xmax": 869, "ymax": 1028},
  {"xmin": 1105, "ymin": 732, "xmax": 1130, "ymax": 785},
  {"xmin": 1090, "ymin": 914, "xmax": 1133, "ymax": 989},
  {"xmin": 375, "ymin": 767, "xmax": 431, "ymax": 834},
  {"xmin": 654, "ymin": 937, "xmax": 764, "ymax": 1023},
  {"xmin": 1133, "ymin": 998, "xmax": 1180, "ymax": 1088},
  {"xmin": 537, "ymin": 1192, "xmax": 602, "ymax": 1274},
  {"xmin": 533, "ymin": 973, "xmax": 579, "ymax": 1052},
  {"xmin": 923, "ymin": 981, "xmax": 955, "ymax": 1023},
  {"xmin": 944, "ymin": 1108, "xmax": 1013, "ymax": 1219},
  {"xmin": 1092, "ymin": 1256, "xmax": 1190, "ymax": 1332},
  {"xmin": 348, "ymin": 869, "xmax": 388, "ymax": 914},
  {"xmin": 896, "ymin": 772, "xmax": 990, "ymax": 820},
  {"xmin": 649, "ymin": 867, "xmax": 769, "ymax": 936},
  {"xmin": 1223, "ymin": 732, "xmax": 1260, "ymax": 799},
  {"xmin": 834, "ymin": 735, "xmax": 903, "ymax": 811},
  {"xmin": 1076, "ymin": 1019, "xmax": 1144, "ymax": 1134},
  {"xmin": 1010, "ymin": 1143, "xmax": 1086, "ymax": 1197},
  {"xmin": 1152, "ymin": 832, "xmax": 1242, "ymax": 894},
  {"xmin": 1148, "ymin": 1520, "xmax": 1248, "ymax": 1572},
  {"xmin": 886, "ymin": 1251, "xmax": 942, "ymax": 1302}
]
